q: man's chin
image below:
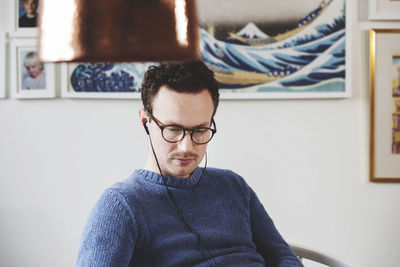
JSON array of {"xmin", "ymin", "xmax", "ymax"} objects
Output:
[{"xmin": 167, "ymin": 165, "xmax": 196, "ymax": 179}]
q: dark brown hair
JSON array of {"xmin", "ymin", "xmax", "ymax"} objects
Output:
[
  {"xmin": 22, "ymin": 0, "xmax": 39, "ymax": 5},
  {"xmin": 141, "ymin": 60, "xmax": 220, "ymax": 117}
]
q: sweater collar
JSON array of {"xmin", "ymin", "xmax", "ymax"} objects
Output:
[{"xmin": 135, "ymin": 167, "xmax": 203, "ymax": 188}]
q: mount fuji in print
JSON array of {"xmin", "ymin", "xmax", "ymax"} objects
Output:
[
  {"xmin": 200, "ymin": 0, "xmax": 346, "ymax": 92},
  {"xmin": 69, "ymin": 0, "xmax": 346, "ymax": 95}
]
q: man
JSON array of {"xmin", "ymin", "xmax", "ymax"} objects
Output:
[{"xmin": 77, "ymin": 61, "xmax": 303, "ymax": 266}]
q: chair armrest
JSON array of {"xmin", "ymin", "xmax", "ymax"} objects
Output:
[{"xmin": 290, "ymin": 243, "xmax": 356, "ymax": 267}]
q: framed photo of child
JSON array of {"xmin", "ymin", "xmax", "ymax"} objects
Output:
[
  {"xmin": 10, "ymin": 0, "xmax": 39, "ymax": 37},
  {"xmin": 10, "ymin": 39, "xmax": 55, "ymax": 99}
]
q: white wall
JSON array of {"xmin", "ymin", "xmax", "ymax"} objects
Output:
[{"xmin": 1, "ymin": 0, "xmax": 400, "ymax": 266}]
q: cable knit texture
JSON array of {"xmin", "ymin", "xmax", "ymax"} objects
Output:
[{"xmin": 77, "ymin": 167, "xmax": 303, "ymax": 267}]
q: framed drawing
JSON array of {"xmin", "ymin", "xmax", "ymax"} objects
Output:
[
  {"xmin": 196, "ymin": 0, "xmax": 351, "ymax": 99},
  {"xmin": 0, "ymin": 32, "xmax": 5, "ymax": 99},
  {"xmin": 61, "ymin": 63, "xmax": 154, "ymax": 99},
  {"xmin": 369, "ymin": 29, "xmax": 400, "ymax": 182},
  {"xmin": 10, "ymin": 39, "xmax": 55, "ymax": 99},
  {"xmin": 65, "ymin": 0, "xmax": 350, "ymax": 99},
  {"xmin": 10, "ymin": 0, "xmax": 39, "ymax": 37},
  {"xmin": 369, "ymin": 0, "xmax": 400, "ymax": 20}
]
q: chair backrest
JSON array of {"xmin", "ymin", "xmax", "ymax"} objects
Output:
[{"xmin": 290, "ymin": 244, "xmax": 355, "ymax": 267}]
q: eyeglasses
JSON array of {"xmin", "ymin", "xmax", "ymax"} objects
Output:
[{"xmin": 147, "ymin": 112, "xmax": 217, "ymax": 145}]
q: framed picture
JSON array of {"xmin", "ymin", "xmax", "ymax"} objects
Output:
[
  {"xmin": 369, "ymin": 0, "xmax": 400, "ymax": 20},
  {"xmin": 10, "ymin": 0, "xmax": 39, "ymax": 37},
  {"xmin": 61, "ymin": 63, "xmax": 154, "ymax": 99},
  {"xmin": 0, "ymin": 32, "xmax": 5, "ymax": 99},
  {"xmin": 369, "ymin": 29, "xmax": 400, "ymax": 182},
  {"xmin": 10, "ymin": 39, "xmax": 55, "ymax": 99},
  {"xmin": 63, "ymin": 0, "xmax": 350, "ymax": 99},
  {"xmin": 196, "ymin": 0, "xmax": 351, "ymax": 99}
]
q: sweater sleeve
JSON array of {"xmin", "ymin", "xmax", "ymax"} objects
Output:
[
  {"xmin": 248, "ymin": 187, "xmax": 303, "ymax": 267},
  {"xmin": 76, "ymin": 188, "xmax": 137, "ymax": 267}
]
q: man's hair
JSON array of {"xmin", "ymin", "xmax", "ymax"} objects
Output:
[
  {"xmin": 22, "ymin": 0, "xmax": 38, "ymax": 5},
  {"xmin": 24, "ymin": 51, "xmax": 43, "ymax": 70},
  {"xmin": 141, "ymin": 60, "xmax": 220, "ymax": 117}
]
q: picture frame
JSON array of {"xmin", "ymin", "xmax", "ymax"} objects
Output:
[
  {"xmin": 369, "ymin": 28, "xmax": 400, "ymax": 182},
  {"xmin": 10, "ymin": 38, "xmax": 55, "ymax": 99},
  {"xmin": 61, "ymin": 63, "xmax": 145, "ymax": 99},
  {"xmin": 196, "ymin": 0, "xmax": 351, "ymax": 99},
  {"xmin": 0, "ymin": 32, "xmax": 6, "ymax": 99},
  {"xmin": 10, "ymin": 0, "xmax": 39, "ymax": 37},
  {"xmin": 369, "ymin": 0, "xmax": 400, "ymax": 20},
  {"xmin": 63, "ymin": 0, "xmax": 351, "ymax": 99}
]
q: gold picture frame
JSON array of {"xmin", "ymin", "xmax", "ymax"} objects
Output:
[{"xmin": 369, "ymin": 28, "xmax": 400, "ymax": 182}]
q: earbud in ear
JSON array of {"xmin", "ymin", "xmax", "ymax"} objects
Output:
[{"xmin": 143, "ymin": 121, "xmax": 149, "ymax": 135}]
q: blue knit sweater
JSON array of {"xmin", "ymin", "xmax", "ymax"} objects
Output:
[{"xmin": 77, "ymin": 167, "xmax": 302, "ymax": 266}]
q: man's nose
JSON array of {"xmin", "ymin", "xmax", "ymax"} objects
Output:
[{"xmin": 178, "ymin": 131, "xmax": 194, "ymax": 151}]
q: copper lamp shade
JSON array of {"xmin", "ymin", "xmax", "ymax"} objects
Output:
[{"xmin": 38, "ymin": 0, "xmax": 199, "ymax": 62}]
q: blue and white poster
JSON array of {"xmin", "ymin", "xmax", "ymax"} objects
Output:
[{"xmin": 65, "ymin": 0, "xmax": 349, "ymax": 99}]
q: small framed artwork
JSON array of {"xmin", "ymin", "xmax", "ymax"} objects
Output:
[
  {"xmin": 196, "ymin": 0, "xmax": 351, "ymax": 99},
  {"xmin": 0, "ymin": 32, "xmax": 6, "ymax": 99},
  {"xmin": 61, "ymin": 63, "xmax": 154, "ymax": 99},
  {"xmin": 369, "ymin": 29, "xmax": 400, "ymax": 182},
  {"xmin": 10, "ymin": 0, "xmax": 39, "ymax": 37},
  {"xmin": 369, "ymin": 0, "xmax": 400, "ymax": 20},
  {"xmin": 10, "ymin": 39, "xmax": 55, "ymax": 99}
]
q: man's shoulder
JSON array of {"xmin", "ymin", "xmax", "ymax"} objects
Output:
[
  {"xmin": 204, "ymin": 167, "xmax": 246, "ymax": 186},
  {"xmin": 110, "ymin": 170, "xmax": 138, "ymax": 188},
  {"xmin": 205, "ymin": 167, "xmax": 238, "ymax": 177},
  {"xmin": 93, "ymin": 171, "xmax": 145, "ymax": 214}
]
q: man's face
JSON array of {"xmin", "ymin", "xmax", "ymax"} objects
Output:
[
  {"xmin": 142, "ymin": 86, "xmax": 215, "ymax": 178},
  {"xmin": 23, "ymin": 0, "xmax": 37, "ymax": 16}
]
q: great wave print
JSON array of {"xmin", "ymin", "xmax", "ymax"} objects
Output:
[{"xmin": 69, "ymin": 0, "xmax": 347, "ymax": 97}]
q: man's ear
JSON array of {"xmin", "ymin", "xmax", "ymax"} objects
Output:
[
  {"xmin": 139, "ymin": 108, "xmax": 147, "ymax": 124},
  {"xmin": 139, "ymin": 108, "xmax": 149, "ymax": 135}
]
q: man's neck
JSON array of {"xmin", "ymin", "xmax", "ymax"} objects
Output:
[
  {"xmin": 143, "ymin": 152, "xmax": 192, "ymax": 179},
  {"xmin": 143, "ymin": 154, "xmax": 160, "ymax": 175},
  {"xmin": 26, "ymin": 12, "xmax": 36, "ymax": 18}
]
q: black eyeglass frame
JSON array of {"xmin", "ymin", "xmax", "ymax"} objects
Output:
[{"xmin": 146, "ymin": 111, "xmax": 217, "ymax": 145}]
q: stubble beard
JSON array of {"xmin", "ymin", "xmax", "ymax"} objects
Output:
[{"xmin": 163, "ymin": 151, "xmax": 200, "ymax": 178}]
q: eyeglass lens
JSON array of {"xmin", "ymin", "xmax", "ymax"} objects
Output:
[{"xmin": 162, "ymin": 126, "xmax": 213, "ymax": 144}]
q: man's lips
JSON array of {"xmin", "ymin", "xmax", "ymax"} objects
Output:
[{"xmin": 174, "ymin": 158, "xmax": 194, "ymax": 165}]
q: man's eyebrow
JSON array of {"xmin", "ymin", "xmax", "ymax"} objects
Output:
[{"xmin": 163, "ymin": 121, "xmax": 211, "ymax": 128}]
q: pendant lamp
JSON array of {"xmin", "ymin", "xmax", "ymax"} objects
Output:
[{"xmin": 37, "ymin": 0, "xmax": 199, "ymax": 62}]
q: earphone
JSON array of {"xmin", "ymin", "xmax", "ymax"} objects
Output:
[
  {"xmin": 143, "ymin": 119, "xmax": 216, "ymax": 265},
  {"xmin": 143, "ymin": 121, "xmax": 149, "ymax": 135}
]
